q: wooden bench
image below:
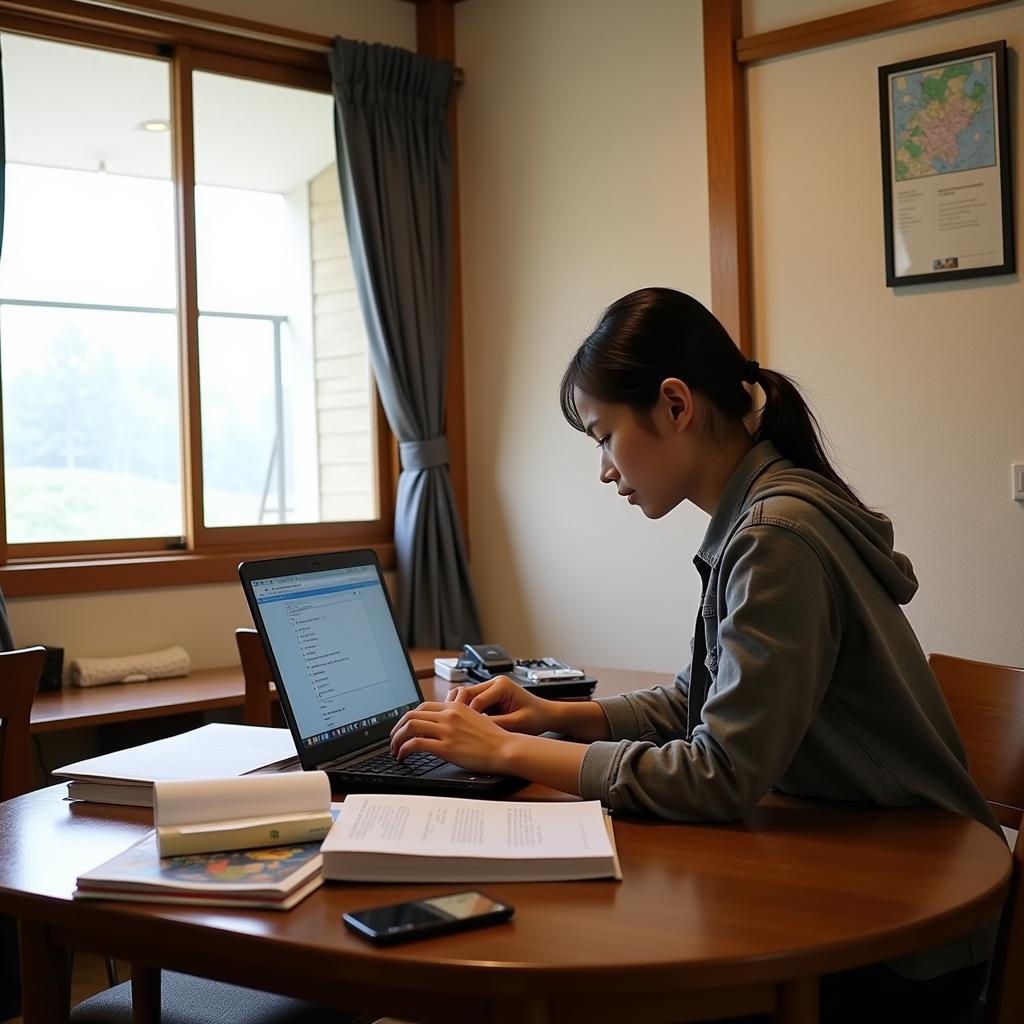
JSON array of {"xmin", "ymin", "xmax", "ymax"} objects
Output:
[{"xmin": 30, "ymin": 649, "xmax": 453, "ymax": 734}]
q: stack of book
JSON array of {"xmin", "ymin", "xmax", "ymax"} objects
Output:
[
  {"xmin": 74, "ymin": 771, "xmax": 335, "ymax": 910},
  {"xmin": 54, "ymin": 723, "xmax": 299, "ymax": 806}
]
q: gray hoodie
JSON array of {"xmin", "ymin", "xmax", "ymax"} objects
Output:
[{"xmin": 578, "ymin": 442, "xmax": 1000, "ymax": 977}]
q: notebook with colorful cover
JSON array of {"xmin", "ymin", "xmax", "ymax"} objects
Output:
[{"xmin": 74, "ymin": 831, "xmax": 325, "ymax": 910}]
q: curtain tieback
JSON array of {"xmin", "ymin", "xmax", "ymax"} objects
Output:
[{"xmin": 400, "ymin": 435, "xmax": 450, "ymax": 471}]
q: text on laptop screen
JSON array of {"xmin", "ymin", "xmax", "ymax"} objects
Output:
[{"xmin": 251, "ymin": 566, "xmax": 419, "ymax": 749}]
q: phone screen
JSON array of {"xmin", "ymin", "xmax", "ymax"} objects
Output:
[{"xmin": 344, "ymin": 890, "xmax": 512, "ymax": 942}]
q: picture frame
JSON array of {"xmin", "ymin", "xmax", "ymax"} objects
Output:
[{"xmin": 878, "ymin": 40, "xmax": 1014, "ymax": 287}]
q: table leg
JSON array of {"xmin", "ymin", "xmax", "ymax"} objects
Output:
[
  {"xmin": 776, "ymin": 977, "xmax": 819, "ymax": 1024},
  {"xmin": 18, "ymin": 920, "xmax": 71, "ymax": 1024},
  {"xmin": 130, "ymin": 966, "xmax": 161, "ymax": 1024}
]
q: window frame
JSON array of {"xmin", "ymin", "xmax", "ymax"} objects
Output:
[{"xmin": 0, "ymin": 5, "xmax": 404, "ymax": 596}]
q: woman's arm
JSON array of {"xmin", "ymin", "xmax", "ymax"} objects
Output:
[{"xmin": 579, "ymin": 524, "xmax": 842, "ymax": 820}]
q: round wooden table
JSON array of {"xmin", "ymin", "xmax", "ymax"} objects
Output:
[{"xmin": 0, "ymin": 780, "xmax": 1009, "ymax": 1024}]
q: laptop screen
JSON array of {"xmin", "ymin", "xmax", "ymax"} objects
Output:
[{"xmin": 250, "ymin": 563, "xmax": 420, "ymax": 752}]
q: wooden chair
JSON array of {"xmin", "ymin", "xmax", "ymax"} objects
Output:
[
  {"xmin": 236, "ymin": 627, "xmax": 279, "ymax": 727},
  {"xmin": 929, "ymin": 653, "xmax": 1024, "ymax": 1024},
  {"xmin": 0, "ymin": 646, "xmax": 46, "ymax": 1020},
  {"xmin": 0, "ymin": 645, "xmax": 46, "ymax": 802}
]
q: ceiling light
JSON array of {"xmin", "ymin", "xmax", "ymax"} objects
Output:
[{"xmin": 137, "ymin": 119, "xmax": 170, "ymax": 133}]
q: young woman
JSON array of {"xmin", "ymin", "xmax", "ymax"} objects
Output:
[{"xmin": 390, "ymin": 287, "xmax": 998, "ymax": 1022}]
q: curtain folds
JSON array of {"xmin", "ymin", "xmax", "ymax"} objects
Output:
[{"xmin": 329, "ymin": 37, "xmax": 482, "ymax": 649}]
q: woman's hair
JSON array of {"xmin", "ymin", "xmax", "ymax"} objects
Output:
[{"xmin": 559, "ymin": 287, "xmax": 865, "ymax": 507}]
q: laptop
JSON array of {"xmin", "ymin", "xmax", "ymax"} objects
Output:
[{"xmin": 238, "ymin": 549, "xmax": 523, "ymax": 797}]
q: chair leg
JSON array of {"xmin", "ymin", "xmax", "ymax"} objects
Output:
[{"xmin": 105, "ymin": 957, "xmax": 119, "ymax": 987}]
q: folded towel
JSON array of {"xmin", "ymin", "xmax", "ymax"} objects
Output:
[{"xmin": 70, "ymin": 646, "xmax": 191, "ymax": 688}]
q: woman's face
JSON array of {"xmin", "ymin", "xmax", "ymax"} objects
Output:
[{"xmin": 573, "ymin": 386, "xmax": 695, "ymax": 519}]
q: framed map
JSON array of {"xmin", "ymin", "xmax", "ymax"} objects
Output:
[{"xmin": 879, "ymin": 41, "xmax": 1014, "ymax": 286}]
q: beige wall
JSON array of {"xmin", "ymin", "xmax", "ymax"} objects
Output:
[
  {"xmin": 455, "ymin": 0, "xmax": 712, "ymax": 674},
  {"xmin": 747, "ymin": 3, "xmax": 1024, "ymax": 666}
]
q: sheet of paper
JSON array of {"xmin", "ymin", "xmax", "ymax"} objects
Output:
[
  {"xmin": 154, "ymin": 771, "xmax": 330, "ymax": 828},
  {"xmin": 53, "ymin": 723, "xmax": 297, "ymax": 784},
  {"xmin": 324, "ymin": 793, "xmax": 614, "ymax": 861}
]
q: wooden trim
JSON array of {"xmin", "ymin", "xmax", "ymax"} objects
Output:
[
  {"xmin": 416, "ymin": 0, "xmax": 471, "ymax": 546},
  {"xmin": 193, "ymin": 520, "xmax": 391, "ymax": 547},
  {"xmin": 84, "ymin": 0, "xmax": 333, "ymax": 51},
  {"xmin": 702, "ymin": 0, "xmax": 752, "ymax": 356},
  {"xmin": 19, "ymin": 1, "xmax": 465, "ymax": 79},
  {"xmin": 737, "ymin": 0, "xmax": 1014, "ymax": 65},
  {"xmin": 0, "ymin": 7, "xmax": 164, "ymax": 54},
  {"xmin": 375, "ymin": 393, "xmax": 398, "ymax": 526},
  {"xmin": 1, "ymin": 541, "xmax": 396, "ymax": 597},
  {"xmin": 172, "ymin": 45, "xmax": 203, "ymax": 547},
  {"xmin": 0, "ymin": 0, "xmax": 330, "ymax": 71},
  {"xmin": 12, "ymin": 538, "xmax": 180, "ymax": 559},
  {"xmin": 187, "ymin": 46, "xmax": 330, "ymax": 91}
]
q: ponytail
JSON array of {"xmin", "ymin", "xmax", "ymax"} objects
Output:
[
  {"xmin": 561, "ymin": 287, "xmax": 866, "ymax": 509},
  {"xmin": 753, "ymin": 368, "xmax": 866, "ymax": 509}
]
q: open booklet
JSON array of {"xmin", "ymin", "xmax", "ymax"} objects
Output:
[{"xmin": 321, "ymin": 793, "xmax": 621, "ymax": 883}]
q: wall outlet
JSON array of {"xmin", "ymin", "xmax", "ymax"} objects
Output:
[{"xmin": 1013, "ymin": 464, "xmax": 1024, "ymax": 502}]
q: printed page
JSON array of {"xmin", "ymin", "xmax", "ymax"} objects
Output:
[
  {"xmin": 154, "ymin": 771, "xmax": 330, "ymax": 829},
  {"xmin": 53, "ymin": 723, "xmax": 297, "ymax": 784},
  {"xmin": 323, "ymin": 794, "xmax": 614, "ymax": 861}
]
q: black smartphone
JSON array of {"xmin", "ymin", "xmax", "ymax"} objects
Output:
[{"xmin": 342, "ymin": 890, "xmax": 514, "ymax": 946}]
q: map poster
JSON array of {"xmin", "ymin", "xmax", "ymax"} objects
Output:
[{"xmin": 878, "ymin": 41, "xmax": 1014, "ymax": 287}]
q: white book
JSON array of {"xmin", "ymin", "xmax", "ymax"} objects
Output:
[
  {"xmin": 321, "ymin": 793, "xmax": 621, "ymax": 883},
  {"xmin": 153, "ymin": 772, "xmax": 332, "ymax": 857},
  {"xmin": 55, "ymin": 723, "xmax": 298, "ymax": 806}
]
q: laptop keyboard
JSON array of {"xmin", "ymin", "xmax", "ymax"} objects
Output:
[{"xmin": 337, "ymin": 750, "xmax": 447, "ymax": 778}]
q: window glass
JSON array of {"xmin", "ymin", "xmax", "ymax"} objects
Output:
[
  {"xmin": 193, "ymin": 71, "xmax": 376, "ymax": 527},
  {"xmin": 0, "ymin": 34, "xmax": 182, "ymax": 543}
]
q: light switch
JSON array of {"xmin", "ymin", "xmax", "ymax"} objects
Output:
[{"xmin": 1013, "ymin": 464, "xmax": 1024, "ymax": 502}]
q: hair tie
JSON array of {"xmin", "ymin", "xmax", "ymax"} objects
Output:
[{"xmin": 741, "ymin": 359, "xmax": 760, "ymax": 384}]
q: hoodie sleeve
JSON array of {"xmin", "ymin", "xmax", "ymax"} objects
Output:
[
  {"xmin": 591, "ymin": 663, "xmax": 691, "ymax": 743},
  {"xmin": 578, "ymin": 522, "xmax": 843, "ymax": 820}
]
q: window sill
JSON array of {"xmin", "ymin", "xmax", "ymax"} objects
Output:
[{"xmin": 0, "ymin": 541, "xmax": 396, "ymax": 597}]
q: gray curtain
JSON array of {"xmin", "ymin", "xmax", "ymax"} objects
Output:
[{"xmin": 329, "ymin": 38, "xmax": 482, "ymax": 649}]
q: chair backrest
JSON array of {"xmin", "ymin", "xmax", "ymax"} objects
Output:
[
  {"xmin": 928, "ymin": 653, "xmax": 1024, "ymax": 1024},
  {"xmin": 928, "ymin": 653, "xmax": 1024, "ymax": 827},
  {"xmin": 0, "ymin": 646, "xmax": 46, "ymax": 801},
  {"xmin": 986, "ymin": 825, "xmax": 1024, "ymax": 1024},
  {"xmin": 235, "ymin": 628, "xmax": 274, "ymax": 727}
]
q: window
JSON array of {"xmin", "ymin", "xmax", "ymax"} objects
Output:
[{"xmin": 0, "ymin": 20, "xmax": 389, "ymax": 589}]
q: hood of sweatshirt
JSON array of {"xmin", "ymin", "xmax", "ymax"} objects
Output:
[{"xmin": 700, "ymin": 443, "xmax": 919, "ymax": 606}]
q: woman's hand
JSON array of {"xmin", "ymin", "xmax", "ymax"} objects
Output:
[
  {"xmin": 389, "ymin": 700, "xmax": 517, "ymax": 775},
  {"xmin": 446, "ymin": 676, "xmax": 560, "ymax": 735}
]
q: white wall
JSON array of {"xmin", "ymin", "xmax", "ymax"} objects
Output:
[
  {"xmin": 747, "ymin": 3, "xmax": 1024, "ymax": 666},
  {"xmin": 456, "ymin": 0, "xmax": 712, "ymax": 674},
  {"xmin": 5, "ymin": 0, "xmax": 415, "ymax": 672}
]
